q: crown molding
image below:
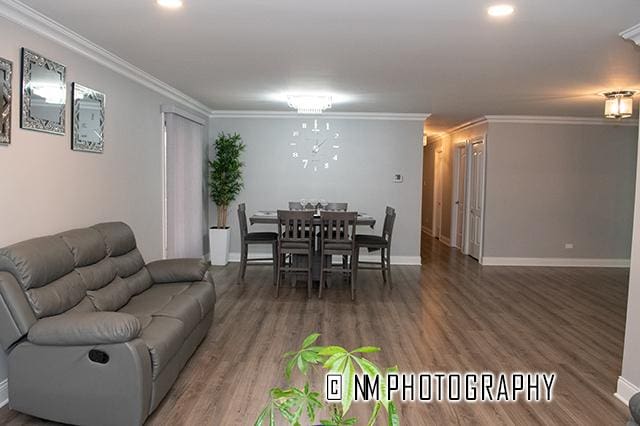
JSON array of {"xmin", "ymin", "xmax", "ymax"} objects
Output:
[
  {"xmin": 445, "ymin": 114, "xmax": 638, "ymax": 135},
  {"xmin": 0, "ymin": 0, "xmax": 211, "ymax": 116},
  {"xmin": 484, "ymin": 115, "xmax": 638, "ymax": 127},
  {"xmin": 211, "ymin": 110, "xmax": 430, "ymax": 121},
  {"xmin": 620, "ymin": 22, "xmax": 640, "ymax": 46},
  {"xmin": 446, "ymin": 117, "xmax": 488, "ymax": 134}
]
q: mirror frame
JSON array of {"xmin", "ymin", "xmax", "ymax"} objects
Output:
[
  {"xmin": 20, "ymin": 48, "xmax": 66, "ymax": 135},
  {"xmin": 0, "ymin": 56, "xmax": 12, "ymax": 144},
  {"xmin": 71, "ymin": 83, "xmax": 105, "ymax": 153}
]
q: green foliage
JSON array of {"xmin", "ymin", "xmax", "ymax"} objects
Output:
[
  {"xmin": 208, "ymin": 132, "xmax": 245, "ymax": 227},
  {"xmin": 255, "ymin": 334, "xmax": 400, "ymax": 426}
]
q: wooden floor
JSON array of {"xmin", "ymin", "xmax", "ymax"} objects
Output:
[{"xmin": 0, "ymin": 236, "xmax": 631, "ymax": 425}]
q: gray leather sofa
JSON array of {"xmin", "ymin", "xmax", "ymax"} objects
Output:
[
  {"xmin": 630, "ymin": 392, "xmax": 640, "ymax": 426},
  {"xmin": 0, "ymin": 222, "xmax": 215, "ymax": 425}
]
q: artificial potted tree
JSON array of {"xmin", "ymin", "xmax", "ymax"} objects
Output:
[{"xmin": 208, "ymin": 132, "xmax": 245, "ymax": 265}]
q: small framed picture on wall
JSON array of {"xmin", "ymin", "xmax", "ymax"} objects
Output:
[
  {"xmin": 0, "ymin": 56, "xmax": 12, "ymax": 144},
  {"xmin": 71, "ymin": 83, "xmax": 105, "ymax": 153}
]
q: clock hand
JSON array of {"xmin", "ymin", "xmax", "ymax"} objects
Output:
[{"xmin": 312, "ymin": 138, "xmax": 329, "ymax": 154}]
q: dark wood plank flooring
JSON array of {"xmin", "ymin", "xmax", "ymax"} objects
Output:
[{"xmin": 0, "ymin": 237, "xmax": 631, "ymax": 425}]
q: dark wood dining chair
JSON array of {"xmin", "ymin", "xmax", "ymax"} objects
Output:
[
  {"xmin": 276, "ymin": 210, "xmax": 315, "ymax": 298},
  {"xmin": 355, "ymin": 206, "xmax": 396, "ymax": 288},
  {"xmin": 318, "ymin": 211, "xmax": 358, "ymax": 300},
  {"xmin": 237, "ymin": 203, "xmax": 278, "ymax": 285},
  {"xmin": 324, "ymin": 202, "xmax": 348, "ymax": 211}
]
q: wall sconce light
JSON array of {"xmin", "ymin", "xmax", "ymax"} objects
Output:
[{"xmin": 603, "ymin": 91, "xmax": 636, "ymax": 119}]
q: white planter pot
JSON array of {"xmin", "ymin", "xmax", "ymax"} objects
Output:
[{"xmin": 209, "ymin": 227, "xmax": 231, "ymax": 266}]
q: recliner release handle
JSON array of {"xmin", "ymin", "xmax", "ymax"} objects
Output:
[{"xmin": 89, "ymin": 350, "xmax": 109, "ymax": 364}]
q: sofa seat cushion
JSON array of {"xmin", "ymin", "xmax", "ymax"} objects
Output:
[
  {"xmin": 182, "ymin": 282, "xmax": 215, "ymax": 318},
  {"xmin": 153, "ymin": 295, "xmax": 201, "ymax": 333},
  {"xmin": 118, "ymin": 281, "xmax": 215, "ymax": 379},
  {"xmin": 138, "ymin": 316, "xmax": 184, "ymax": 379}
]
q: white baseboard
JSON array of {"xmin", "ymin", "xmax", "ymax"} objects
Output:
[
  {"xmin": 0, "ymin": 379, "xmax": 7, "ymax": 408},
  {"xmin": 615, "ymin": 376, "xmax": 640, "ymax": 405},
  {"xmin": 481, "ymin": 257, "xmax": 630, "ymax": 268},
  {"xmin": 229, "ymin": 252, "xmax": 422, "ymax": 266}
]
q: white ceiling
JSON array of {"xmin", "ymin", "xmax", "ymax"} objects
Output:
[{"xmin": 20, "ymin": 0, "xmax": 640, "ymax": 132}]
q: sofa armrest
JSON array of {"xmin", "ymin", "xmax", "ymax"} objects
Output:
[
  {"xmin": 146, "ymin": 258, "xmax": 208, "ymax": 284},
  {"xmin": 28, "ymin": 312, "xmax": 141, "ymax": 346}
]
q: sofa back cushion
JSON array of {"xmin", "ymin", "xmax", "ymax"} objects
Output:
[
  {"xmin": 87, "ymin": 276, "xmax": 133, "ymax": 311},
  {"xmin": 0, "ymin": 236, "xmax": 84, "ymax": 318},
  {"xmin": 58, "ymin": 228, "xmax": 107, "ymax": 267},
  {"xmin": 59, "ymin": 228, "xmax": 116, "ymax": 289},
  {"xmin": 93, "ymin": 222, "xmax": 152, "ymax": 296}
]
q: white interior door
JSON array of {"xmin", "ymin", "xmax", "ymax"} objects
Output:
[
  {"xmin": 455, "ymin": 145, "xmax": 467, "ymax": 249},
  {"xmin": 434, "ymin": 149, "xmax": 444, "ymax": 238},
  {"xmin": 469, "ymin": 140, "xmax": 485, "ymax": 259},
  {"xmin": 165, "ymin": 112, "xmax": 206, "ymax": 258}
]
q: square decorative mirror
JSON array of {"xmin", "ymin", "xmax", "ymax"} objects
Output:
[
  {"xmin": 21, "ymin": 48, "xmax": 66, "ymax": 135},
  {"xmin": 72, "ymin": 83, "xmax": 105, "ymax": 153},
  {"xmin": 0, "ymin": 56, "xmax": 11, "ymax": 144}
]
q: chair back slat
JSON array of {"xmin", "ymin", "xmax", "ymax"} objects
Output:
[
  {"xmin": 320, "ymin": 211, "xmax": 357, "ymax": 246},
  {"xmin": 278, "ymin": 210, "xmax": 314, "ymax": 242},
  {"xmin": 382, "ymin": 206, "xmax": 396, "ymax": 243},
  {"xmin": 237, "ymin": 203, "xmax": 248, "ymax": 239}
]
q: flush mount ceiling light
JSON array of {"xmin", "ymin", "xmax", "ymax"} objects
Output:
[
  {"xmin": 487, "ymin": 4, "xmax": 515, "ymax": 17},
  {"xmin": 603, "ymin": 90, "xmax": 636, "ymax": 119},
  {"xmin": 287, "ymin": 95, "xmax": 333, "ymax": 114},
  {"xmin": 156, "ymin": 0, "xmax": 183, "ymax": 9}
]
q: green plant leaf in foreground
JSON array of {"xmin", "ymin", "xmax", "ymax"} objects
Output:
[
  {"xmin": 257, "ymin": 333, "xmax": 400, "ymax": 425},
  {"xmin": 302, "ymin": 333, "xmax": 321, "ymax": 349}
]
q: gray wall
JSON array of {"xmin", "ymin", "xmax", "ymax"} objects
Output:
[
  {"xmin": 209, "ymin": 117, "xmax": 424, "ymax": 260},
  {"xmin": 621, "ymin": 116, "xmax": 640, "ymax": 396},
  {"xmin": 483, "ymin": 122, "xmax": 637, "ymax": 260},
  {"xmin": 0, "ymin": 17, "xmax": 197, "ymax": 386}
]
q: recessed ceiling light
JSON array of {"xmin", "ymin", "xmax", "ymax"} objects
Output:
[
  {"xmin": 157, "ymin": 0, "xmax": 183, "ymax": 9},
  {"xmin": 488, "ymin": 4, "xmax": 514, "ymax": 17}
]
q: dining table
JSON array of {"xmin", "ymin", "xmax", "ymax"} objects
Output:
[
  {"xmin": 249, "ymin": 210, "xmax": 376, "ymax": 228},
  {"xmin": 249, "ymin": 210, "xmax": 377, "ymax": 282}
]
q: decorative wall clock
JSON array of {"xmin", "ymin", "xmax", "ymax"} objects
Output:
[{"xmin": 289, "ymin": 119, "xmax": 340, "ymax": 172}]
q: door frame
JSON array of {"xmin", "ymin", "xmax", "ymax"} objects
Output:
[
  {"xmin": 450, "ymin": 140, "xmax": 468, "ymax": 252},
  {"xmin": 433, "ymin": 146, "xmax": 444, "ymax": 239},
  {"xmin": 467, "ymin": 135, "xmax": 487, "ymax": 263},
  {"xmin": 160, "ymin": 105, "xmax": 208, "ymax": 260},
  {"xmin": 161, "ymin": 112, "xmax": 169, "ymax": 259}
]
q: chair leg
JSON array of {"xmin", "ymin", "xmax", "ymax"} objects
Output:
[
  {"xmin": 351, "ymin": 248, "xmax": 359, "ymax": 301},
  {"xmin": 237, "ymin": 244, "xmax": 247, "ymax": 284},
  {"xmin": 380, "ymin": 248, "xmax": 387, "ymax": 285},
  {"xmin": 307, "ymin": 249, "xmax": 313, "ymax": 299},
  {"xmin": 342, "ymin": 255, "xmax": 348, "ymax": 279},
  {"xmin": 319, "ymin": 248, "xmax": 325, "ymax": 299},
  {"xmin": 276, "ymin": 248, "xmax": 282, "ymax": 298},
  {"xmin": 386, "ymin": 247, "xmax": 393, "ymax": 289},
  {"xmin": 271, "ymin": 242, "xmax": 277, "ymax": 286}
]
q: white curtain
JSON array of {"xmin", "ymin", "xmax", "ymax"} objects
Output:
[{"xmin": 165, "ymin": 112, "xmax": 206, "ymax": 258}]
